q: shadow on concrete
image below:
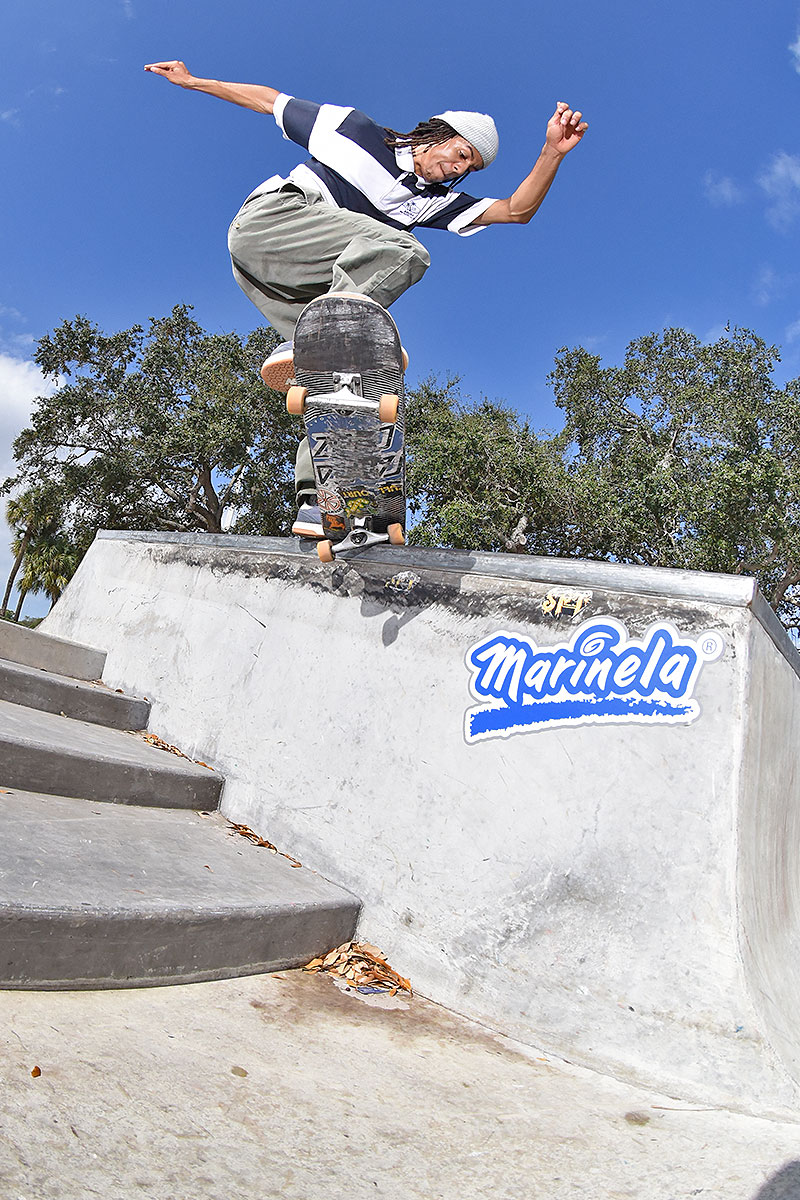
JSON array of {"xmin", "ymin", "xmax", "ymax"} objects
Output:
[
  {"xmin": 327, "ymin": 552, "xmax": 478, "ymax": 648},
  {"xmin": 752, "ymin": 1163, "xmax": 800, "ymax": 1200}
]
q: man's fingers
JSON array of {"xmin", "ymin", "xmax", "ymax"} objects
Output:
[
  {"xmin": 144, "ymin": 60, "xmax": 186, "ymax": 73},
  {"xmin": 550, "ymin": 102, "xmax": 589, "ymax": 141}
]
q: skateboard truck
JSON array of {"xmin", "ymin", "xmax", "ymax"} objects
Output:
[
  {"xmin": 287, "ymin": 376, "xmax": 399, "ymax": 423},
  {"xmin": 317, "ymin": 518, "xmax": 405, "ymax": 562}
]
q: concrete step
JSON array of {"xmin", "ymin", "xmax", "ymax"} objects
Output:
[
  {"xmin": 0, "ymin": 791, "xmax": 360, "ymax": 988},
  {"xmin": 0, "ymin": 657, "xmax": 150, "ymax": 730},
  {"xmin": 0, "ymin": 699, "xmax": 222, "ymax": 809},
  {"xmin": 0, "ymin": 619, "xmax": 105, "ymax": 680}
]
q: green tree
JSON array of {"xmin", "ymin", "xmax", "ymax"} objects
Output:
[
  {"xmin": 4, "ymin": 306, "xmax": 299, "ymax": 556},
  {"xmin": 16, "ymin": 531, "xmax": 79, "ymax": 612},
  {"xmin": 2, "ymin": 485, "xmax": 65, "ymax": 617},
  {"xmin": 547, "ymin": 326, "xmax": 800, "ymax": 627},
  {"xmin": 405, "ymin": 376, "xmax": 570, "ymax": 553},
  {"xmin": 406, "ymin": 327, "xmax": 800, "ymax": 635}
]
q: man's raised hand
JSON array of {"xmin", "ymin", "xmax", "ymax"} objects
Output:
[
  {"xmin": 546, "ymin": 102, "xmax": 588, "ymax": 155},
  {"xmin": 144, "ymin": 60, "xmax": 194, "ymax": 87}
]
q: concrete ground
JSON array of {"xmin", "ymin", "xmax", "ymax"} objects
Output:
[{"xmin": 0, "ymin": 972, "xmax": 798, "ymax": 1200}]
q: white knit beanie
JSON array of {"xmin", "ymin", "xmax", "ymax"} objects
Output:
[{"xmin": 434, "ymin": 110, "xmax": 499, "ymax": 168}]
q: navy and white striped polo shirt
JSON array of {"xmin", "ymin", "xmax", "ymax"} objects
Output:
[{"xmin": 255, "ymin": 94, "xmax": 497, "ymax": 237}]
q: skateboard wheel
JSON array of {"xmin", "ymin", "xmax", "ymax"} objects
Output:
[
  {"xmin": 379, "ymin": 394, "xmax": 399, "ymax": 424},
  {"xmin": 387, "ymin": 523, "xmax": 405, "ymax": 546},
  {"xmin": 317, "ymin": 540, "xmax": 335, "ymax": 563},
  {"xmin": 286, "ymin": 386, "xmax": 308, "ymax": 416}
]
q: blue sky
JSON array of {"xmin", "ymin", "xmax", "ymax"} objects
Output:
[{"xmin": 2, "ymin": 0, "xmax": 800, "ymax": 615}]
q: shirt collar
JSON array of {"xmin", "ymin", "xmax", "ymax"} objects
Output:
[
  {"xmin": 395, "ymin": 145, "xmax": 415, "ymax": 172},
  {"xmin": 394, "ymin": 144, "xmax": 428, "ymax": 189}
]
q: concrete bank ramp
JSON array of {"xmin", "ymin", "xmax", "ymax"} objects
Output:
[{"xmin": 41, "ymin": 530, "xmax": 800, "ymax": 1119}]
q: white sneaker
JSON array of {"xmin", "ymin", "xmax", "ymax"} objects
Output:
[
  {"xmin": 260, "ymin": 341, "xmax": 294, "ymax": 392},
  {"xmin": 291, "ymin": 499, "xmax": 324, "ymax": 539}
]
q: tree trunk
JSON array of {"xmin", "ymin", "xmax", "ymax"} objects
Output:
[
  {"xmin": 503, "ymin": 514, "xmax": 529, "ymax": 553},
  {"xmin": 199, "ymin": 463, "xmax": 223, "ymax": 533},
  {"xmin": 2, "ymin": 528, "xmax": 31, "ymax": 615},
  {"xmin": 13, "ymin": 588, "xmax": 27, "ymax": 622}
]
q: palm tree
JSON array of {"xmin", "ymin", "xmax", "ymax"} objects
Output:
[
  {"xmin": 3, "ymin": 488, "xmax": 62, "ymax": 617},
  {"xmin": 16, "ymin": 534, "xmax": 79, "ymax": 615},
  {"xmin": 12, "ymin": 585, "xmax": 27, "ymax": 623}
]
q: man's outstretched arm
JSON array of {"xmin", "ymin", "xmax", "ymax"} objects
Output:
[
  {"xmin": 475, "ymin": 102, "xmax": 588, "ymax": 225},
  {"xmin": 144, "ymin": 60, "xmax": 280, "ymax": 114}
]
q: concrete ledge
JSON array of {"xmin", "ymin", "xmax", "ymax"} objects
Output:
[
  {"xmin": 0, "ymin": 792, "xmax": 360, "ymax": 988},
  {"xmin": 0, "ymin": 700, "xmax": 222, "ymax": 809},
  {"xmin": 0, "ymin": 619, "xmax": 106, "ymax": 680},
  {"xmin": 0, "ymin": 658, "xmax": 150, "ymax": 729},
  {"xmin": 95, "ymin": 529, "xmax": 798, "ymax": 681},
  {"xmin": 96, "ymin": 528, "xmax": 760, "ymax": 604}
]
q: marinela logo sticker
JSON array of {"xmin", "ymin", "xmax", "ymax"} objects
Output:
[{"xmin": 464, "ymin": 618, "xmax": 725, "ymax": 743}]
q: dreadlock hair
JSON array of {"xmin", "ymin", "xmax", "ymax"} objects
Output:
[{"xmin": 384, "ymin": 118, "xmax": 459, "ymax": 154}]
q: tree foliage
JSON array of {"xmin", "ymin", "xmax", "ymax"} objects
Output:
[
  {"xmin": 405, "ymin": 327, "xmax": 800, "ymax": 634},
  {"xmin": 548, "ymin": 327, "xmax": 800, "ymax": 628},
  {"xmin": 2, "ymin": 485, "xmax": 66, "ymax": 613},
  {"xmin": 405, "ymin": 376, "xmax": 570, "ymax": 553},
  {"xmin": 4, "ymin": 306, "xmax": 297, "ymax": 554}
]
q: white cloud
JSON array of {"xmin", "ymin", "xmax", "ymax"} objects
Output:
[
  {"xmin": 0, "ymin": 86, "xmax": 66, "ymax": 133},
  {"xmin": 753, "ymin": 265, "xmax": 782, "ymax": 307},
  {"xmin": 578, "ymin": 334, "xmax": 607, "ymax": 351},
  {"xmin": 790, "ymin": 30, "xmax": 800, "ymax": 73},
  {"xmin": 2, "ymin": 332, "xmax": 35, "ymax": 356},
  {"xmin": 0, "ymin": 355, "xmax": 57, "ymax": 615},
  {"xmin": 703, "ymin": 323, "xmax": 729, "ymax": 344},
  {"xmin": 0, "ymin": 307, "xmax": 36, "ymax": 359},
  {"xmin": 758, "ymin": 152, "xmax": 800, "ymax": 231},
  {"xmin": 703, "ymin": 171, "xmax": 745, "ymax": 207},
  {"xmin": 0, "ymin": 354, "xmax": 55, "ymax": 485},
  {"xmin": 786, "ymin": 316, "xmax": 800, "ymax": 344}
]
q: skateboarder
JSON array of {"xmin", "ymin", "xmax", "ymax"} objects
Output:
[{"xmin": 144, "ymin": 60, "xmax": 588, "ymax": 536}]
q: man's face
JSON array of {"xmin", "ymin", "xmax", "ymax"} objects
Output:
[{"xmin": 412, "ymin": 136, "xmax": 483, "ymax": 184}]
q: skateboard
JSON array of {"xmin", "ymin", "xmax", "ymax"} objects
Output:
[{"xmin": 286, "ymin": 293, "xmax": 407, "ymax": 563}]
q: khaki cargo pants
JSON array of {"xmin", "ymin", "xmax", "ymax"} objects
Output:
[{"xmin": 228, "ymin": 183, "xmax": 430, "ymax": 496}]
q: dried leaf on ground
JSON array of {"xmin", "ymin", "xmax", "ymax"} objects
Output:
[
  {"xmin": 142, "ymin": 733, "xmax": 184, "ymax": 757},
  {"xmin": 304, "ymin": 941, "xmax": 412, "ymax": 995},
  {"xmin": 127, "ymin": 731, "xmax": 215, "ymax": 769},
  {"xmin": 226, "ymin": 821, "xmax": 303, "ymax": 869}
]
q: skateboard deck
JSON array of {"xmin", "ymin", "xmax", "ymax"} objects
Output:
[{"xmin": 287, "ymin": 293, "xmax": 406, "ymax": 561}]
